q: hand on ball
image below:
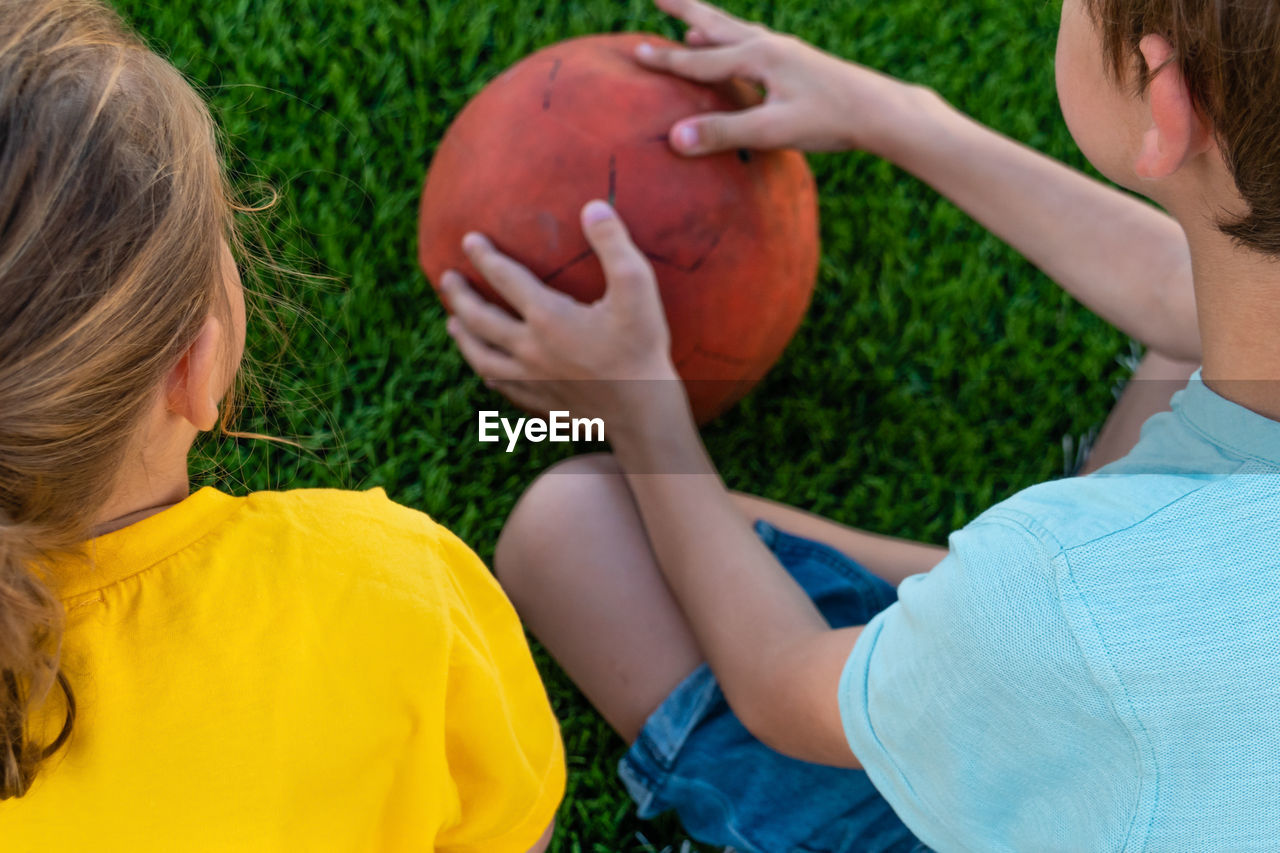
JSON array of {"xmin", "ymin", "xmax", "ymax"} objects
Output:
[
  {"xmin": 635, "ymin": 0, "xmax": 920, "ymax": 159},
  {"xmin": 442, "ymin": 200, "xmax": 682, "ymax": 422}
]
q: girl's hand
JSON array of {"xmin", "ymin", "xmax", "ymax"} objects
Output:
[
  {"xmin": 442, "ymin": 200, "xmax": 681, "ymax": 423},
  {"xmin": 635, "ymin": 0, "xmax": 921, "ymax": 158}
]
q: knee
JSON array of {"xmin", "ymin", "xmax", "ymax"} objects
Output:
[{"xmin": 494, "ymin": 453, "xmax": 624, "ymax": 602}]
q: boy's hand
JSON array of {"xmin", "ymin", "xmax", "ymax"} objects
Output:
[
  {"xmin": 442, "ymin": 200, "xmax": 682, "ymax": 423},
  {"xmin": 635, "ymin": 0, "xmax": 918, "ymax": 158}
]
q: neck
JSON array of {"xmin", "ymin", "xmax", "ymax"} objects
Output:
[
  {"xmin": 93, "ymin": 415, "xmax": 197, "ymax": 537},
  {"xmin": 1183, "ymin": 218, "xmax": 1280, "ymax": 420}
]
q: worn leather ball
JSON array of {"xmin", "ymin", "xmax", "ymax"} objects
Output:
[{"xmin": 419, "ymin": 32, "xmax": 819, "ymax": 423}]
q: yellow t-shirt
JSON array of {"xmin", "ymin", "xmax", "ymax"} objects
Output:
[{"xmin": 2, "ymin": 487, "xmax": 565, "ymax": 852}]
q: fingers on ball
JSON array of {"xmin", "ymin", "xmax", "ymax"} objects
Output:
[
  {"xmin": 455, "ymin": 292, "xmax": 523, "ymax": 351},
  {"xmin": 461, "ymin": 232, "xmax": 541, "ymax": 311},
  {"xmin": 581, "ymin": 201, "xmax": 636, "ymax": 254},
  {"xmin": 450, "ymin": 319, "xmax": 525, "ymax": 381}
]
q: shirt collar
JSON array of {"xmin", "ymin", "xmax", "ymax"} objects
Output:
[
  {"xmin": 50, "ymin": 487, "xmax": 239, "ymax": 600},
  {"xmin": 1175, "ymin": 369, "xmax": 1280, "ymax": 467}
]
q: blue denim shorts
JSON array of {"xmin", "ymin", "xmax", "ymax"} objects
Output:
[{"xmin": 618, "ymin": 520, "xmax": 929, "ymax": 853}]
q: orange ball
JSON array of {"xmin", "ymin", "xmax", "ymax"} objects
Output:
[{"xmin": 419, "ymin": 33, "xmax": 819, "ymax": 423}]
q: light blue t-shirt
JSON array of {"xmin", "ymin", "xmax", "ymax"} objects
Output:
[{"xmin": 840, "ymin": 372, "xmax": 1280, "ymax": 851}]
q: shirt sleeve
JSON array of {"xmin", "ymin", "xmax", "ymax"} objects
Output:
[
  {"xmin": 838, "ymin": 513, "xmax": 1141, "ymax": 852},
  {"xmin": 432, "ymin": 527, "xmax": 566, "ymax": 853}
]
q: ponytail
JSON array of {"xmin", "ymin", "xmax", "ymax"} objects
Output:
[
  {"xmin": 0, "ymin": 0, "xmax": 235, "ymax": 797},
  {"xmin": 0, "ymin": 516, "xmax": 74, "ymax": 798}
]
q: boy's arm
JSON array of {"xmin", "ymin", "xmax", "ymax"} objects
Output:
[
  {"xmin": 638, "ymin": 0, "xmax": 1200, "ymax": 360},
  {"xmin": 610, "ymin": 387, "xmax": 867, "ymax": 767},
  {"xmin": 446, "ymin": 212, "xmax": 876, "ymax": 768},
  {"xmin": 887, "ymin": 94, "xmax": 1198, "ymax": 361}
]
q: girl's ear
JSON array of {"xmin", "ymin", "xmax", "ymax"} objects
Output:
[
  {"xmin": 1134, "ymin": 34, "xmax": 1213, "ymax": 180},
  {"xmin": 164, "ymin": 316, "xmax": 224, "ymax": 432}
]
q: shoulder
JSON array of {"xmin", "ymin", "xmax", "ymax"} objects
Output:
[
  {"xmin": 974, "ymin": 400, "xmax": 1259, "ymax": 553},
  {"xmin": 226, "ymin": 487, "xmax": 497, "ymax": 620},
  {"xmin": 239, "ymin": 486, "xmax": 445, "ymax": 545},
  {"xmin": 905, "ymin": 457, "xmax": 1239, "ymax": 623},
  {"xmin": 976, "ymin": 468, "xmax": 1226, "ymax": 555}
]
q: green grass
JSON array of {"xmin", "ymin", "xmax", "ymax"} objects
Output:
[{"xmin": 114, "ymin": 0, "xmax": 1130, "ymax": 848}]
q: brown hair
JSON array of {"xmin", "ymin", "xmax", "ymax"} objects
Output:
[
  {"xmin": 0, "ymin": 0, "xmax": 236, "ymax": 796},
  {"xmin": 1083, "ymin": 0, "xmax": 1280, "ymax": 254}
]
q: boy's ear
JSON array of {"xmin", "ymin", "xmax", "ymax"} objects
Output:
[
  {"xmin": 1134, "ymin": 34, "xmax": 1213, "ymax": 180},
  {"xmin": 164, "ymin": 316, "xmax": 224, "ymax": 432}
]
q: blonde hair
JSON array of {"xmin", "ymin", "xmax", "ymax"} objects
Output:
[{"xmin": 0, "ymin": 0, "xmax": 236, "ymax": 796}]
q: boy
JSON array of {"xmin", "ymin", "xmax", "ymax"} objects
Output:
[{"xmin": 443, "ymin": 0, "xmax": 1280, "ymax": 848}]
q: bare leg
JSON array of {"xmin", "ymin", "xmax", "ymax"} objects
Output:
[
  {"xmin": 495, "ymin": 454, "xmax": 702, "ymax": 743},
  {"xmin": 1079, "ymin": 350, "xmax": 1199, "ymax": 474},
  {"xmin": 496, "ymin": 455, "xmax": 949, "ymax": 743}
]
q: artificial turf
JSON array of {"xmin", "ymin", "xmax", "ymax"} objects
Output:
[{"xmin": 113, "ymin": 0, "xmax": 1132, "ymax": 848}]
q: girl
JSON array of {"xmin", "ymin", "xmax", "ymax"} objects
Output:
[{"xmin": 0, "ymin": 2, "xmax": 561, "ymax": 850}]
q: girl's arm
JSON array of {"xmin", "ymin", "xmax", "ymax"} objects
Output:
[
  {"xmin": 526, "ymin": 821, "xmax": 554, "ymax": 853},
  {"xmin": 638, "ymin": 0, "xmax": 1199, "ymax": 360}
]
